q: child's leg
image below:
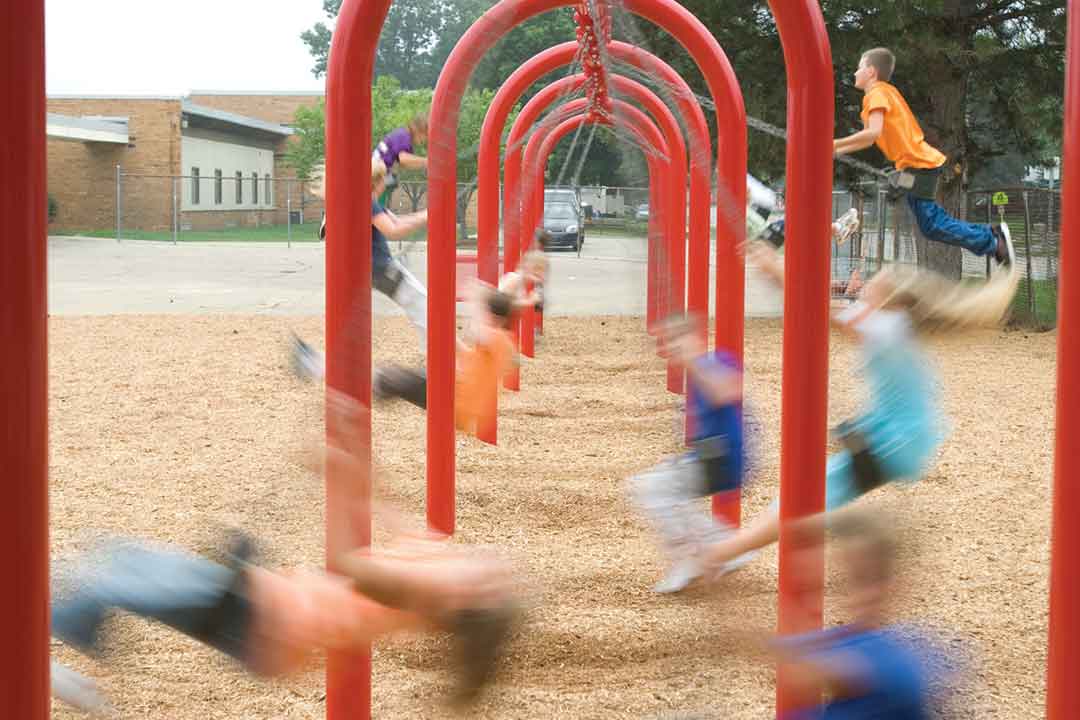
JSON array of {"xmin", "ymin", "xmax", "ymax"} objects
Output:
[
  {"xmin": 906, "ymin": 195, "xmax": 998, "ymax": 256},
  {"xmin": 628, "ymin": 454, "xmax": 724, "ymax": 559},
  {"xmin": 374, "ymin": 365, "xmax": 427, "ymax": 408},
  {"xmin": 387, "ymin": 259, "xmax": 428, "ymax": 352},
  {"xmin": 336, "ymin": 549, "xmax": 510, "ymax": 620},
  {"xmin": 52, "ymin": 541, "xmax": 238, "ymax": 656}
]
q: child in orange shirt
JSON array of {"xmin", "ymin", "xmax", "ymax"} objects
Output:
[
  {"xmin": 834, "ymin": 47, "xmax": 1014, "ymax": 267},
  {"xmin": 373, "ymin": 283, "xmax": 516, "ymax": 437},
  {"xmin": 50, "ymin": 394, "xmax": 518, "ymax": 716}
]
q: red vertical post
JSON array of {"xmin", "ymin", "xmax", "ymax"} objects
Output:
[
  {"xmin": 1048, "ymin": 3, "xmax": 1080, "ymax": 718},
  {"xmin": 324, "ymin": 0, "xmax": 386, "ymax": 716},
  {"xmin": 768, "ymin": 1, "xmax": 833, "ymax": 716},
  {"xmin": 0, "ymin": 1, "xmax": 49, "ymax": 717}
]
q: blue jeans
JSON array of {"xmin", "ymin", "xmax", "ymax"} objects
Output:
[
  {"xmin": 52, "ymin": 542, "xmax": 249, "ymax": 661},
  {"xmin": 906, "ymin": 195, "xmax": 997, "ymax": 257}
]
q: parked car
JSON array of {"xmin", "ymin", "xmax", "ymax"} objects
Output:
[
  {"xmin": 635, "ymin": 203, "xmax": 649, "ymax": 221},
  {"xmin": 542, "ymin": 201, "xmax": 584, "ymax": 251},
  {"xmin": 544, "ymin": 187, "xmax": 582, "ymax": 214}
]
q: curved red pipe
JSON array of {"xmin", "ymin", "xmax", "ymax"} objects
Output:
[
  {"xmin": 322, "ymin": 0, "xmax": 391, "ymax": 715},
  {"xmin": 515, "ymin": 77, "xmax": 686, "ymax": 380},
  {"xmin": 1048, "ymin": 3, "xmax": 1080, "ymax": 719},
  {"xmin": 428, "ymin": 0, "xmax": 747, "ymax": 536},
  {"xmin": 767, "ymin": 1, "xmax": 835, "ymax": 715}
]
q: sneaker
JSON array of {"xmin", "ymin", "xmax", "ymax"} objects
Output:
[
  {"xmin": 832, "ymin": 208, "xmax": 861, "ymax": 245},
  {"xmin": 52, "ymin": 661, "xmax": 114, "ymax": 717},
  {"xmin": 449, "ymin": 601, "xmax": 518, "ymax": 707},
  {"xmin": 761, "ymin": 218, "xmax": 786, "ymax": 249},
  {"xmin": 653, "ymin": 556, "xmax": 702, "ymax": 594},
  {"xmin": 291, "ymin": 333, "xmax": 325, "ymax": 382},
  {"xmin": 994, "ymin": 223, "xmax": 1015, "ymax": 267}
]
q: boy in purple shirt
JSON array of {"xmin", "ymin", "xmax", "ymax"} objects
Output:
[{"xmin": 374, "ymin": 114, "xmax": 429, "ymax": 205}]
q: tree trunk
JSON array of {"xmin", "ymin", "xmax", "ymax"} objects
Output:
[{"xmin": 909, "ymin": 2, "xmax": 972, "ymax": 280}]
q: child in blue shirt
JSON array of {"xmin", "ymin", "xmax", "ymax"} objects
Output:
[
  {"xmin": 772, "ymin": 512, "xmax": 935, "ymax": 720},
  {"xmin": 629, "ymin": 314, "xmax": 745, "ymax": 593}
]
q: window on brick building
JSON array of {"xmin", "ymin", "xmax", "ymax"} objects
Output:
[
  {"xmin": 265, "ymin": 174, "xmax": 272, "ymax": 205},
  {"xmin": 235, "ymin": 172, "xmax": 243, "ymax": 204},
  {"xmin": 252, "ymin": 172, "xmax": 259, "ymax": 205},
  {"xmin": 214, "ymin": 170, "xmax": 223, "ymax": 205},
  {"xmin": 191, "ymin": 168, "xmax": 200, "ymax": 205}
]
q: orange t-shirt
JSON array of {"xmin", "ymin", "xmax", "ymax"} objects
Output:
[
  {"xmin": 455, "ymin": 329, "xmax": 515, "ymax": 435},
  {"xmin": 861, "ymin": 82, "xmax": 946, "ymax": 171}
]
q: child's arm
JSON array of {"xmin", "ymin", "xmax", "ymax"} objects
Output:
[
  {"xmin": 397, "ymin": 152, "xmax": 428, "ymax": 170},
  {"xmin": 834, "ymin": 110, "xmax": 884, "ymax": 156},
  {"xmin": 373, "ymin": 208, "xmax": 428, "ymax": 240}
]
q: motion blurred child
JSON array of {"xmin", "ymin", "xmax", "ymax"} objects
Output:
[
  {"xmin": 373, "ymin": 113, "xmax": 430, "ymax": 205},
  {"xmin": 374, "ymin": 282, "xmax": 516, "ymax": 438},
  {"xmin": 769, "ymin": 511, "xmax": 939, "ymax": 719},
  {"xmin": 629, "ymin": 314, "xmax": 746, "ymax": 594},
  {"xmin": 50, "ymin": 393, "xmax": 517, "ymax": 716},
  {"xmin": 499, "ymin": 246, "xmax": 549, "ymax": 312},
  {"xmin": 705, "ymin": 240, "xmax": 1017, "ymax": 576}
]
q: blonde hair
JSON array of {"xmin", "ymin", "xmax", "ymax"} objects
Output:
[
  {"xmin": 371, "ymin": 157, "xmax": 388, "ymax": 184},
  {"xmin": 861, "ymin": 48, "xmax": 896, "ymax": 82},
  {"xmin": 408, "ymin": 113, "xmax": 429, "ymax": 136},
  {"xmin": 877, "ymin": 261, "xmax": 1020, "ymax": 333}
]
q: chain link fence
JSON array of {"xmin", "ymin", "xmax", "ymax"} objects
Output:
[
  {"xmin": 115, "ymin": 173, "xmax": 324, "ymax": 245},
  {"xmin": 107, "ymin": 172, "xmax": 1061, "ymax": 328},
  {"xmin": 833, "ymin": 185, "xmax": 1060, "ymax": 329}
]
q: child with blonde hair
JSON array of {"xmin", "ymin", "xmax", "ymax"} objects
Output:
[{"xmin": 705, "ymin": 240, "xmax": 1017, "ymax": 576}]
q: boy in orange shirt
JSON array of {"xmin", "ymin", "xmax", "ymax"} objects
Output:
[
  {"xmin": 373, "ymin": 282, "xmax": 516, "ymax": 437},
  {"xmin": 834, "ymin": 47, "xmax": 1014, "ymax": 267}
]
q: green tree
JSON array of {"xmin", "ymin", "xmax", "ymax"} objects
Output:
[
  {"xmin": 301, "ymin": 0, "xmax": 448, "ymax": 88},
  {"xmin": 625, "ymin": 0, "xmax": 1065, "ymax": 275},
  {"xmin": 284, "ymin": 76, "xmax": 520, "ymax": 240}
]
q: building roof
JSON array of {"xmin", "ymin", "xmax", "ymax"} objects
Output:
[
  {"xmin": 46, "ymin": 114, "xmax": 129, "ymax": 144},
  {"xmin": 189, "ymin": 90, "xmax": 325, "ymax": 96},
  {"xmin": 181, "ymin": 101, "xmax": 294, "ymax": 137}
]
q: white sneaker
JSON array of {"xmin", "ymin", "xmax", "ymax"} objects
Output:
[
  {"xmin": 653, "ymin": 557, "xmax": 702, "ymax": 594},
  {"xmin": 52, "ymin": 661, "xmax": 114, "ymax": 717},
  {"xmin": 832, "ymin": 208, "xmax": 860, "ymax": 245}
]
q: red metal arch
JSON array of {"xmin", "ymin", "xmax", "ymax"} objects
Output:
[
  {"xmin": 516, "ymin": 75, "xmax": 688, "ymax": 391},
  {"xmin": 425, "ymin": 0, "xmax": 748, "ymax": 540}
]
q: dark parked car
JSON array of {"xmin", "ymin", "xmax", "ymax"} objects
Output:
[{"xmin": 542, "ymin": 201, "xmax": 584, "ymax": 251}]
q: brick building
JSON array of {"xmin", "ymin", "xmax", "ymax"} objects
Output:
[
  {"xmin": 47, "ymin": 93, "xmax": 325, "ymax": 234},
  {"xmin": 47, "ymin": 90, "xmax": 479, "ymax": 236}
]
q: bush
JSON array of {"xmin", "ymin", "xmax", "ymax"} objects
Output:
[{"xmin": 47, "ymin": 194, "xmax": 58, "ymax": 223}]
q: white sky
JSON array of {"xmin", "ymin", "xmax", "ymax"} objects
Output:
[{"xmin": 46, "ymin": 0, "xmax": 329, "ymax": 95}]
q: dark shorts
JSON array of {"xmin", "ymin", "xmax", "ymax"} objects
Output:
[
  {"xmin": 904, "ymin": 165, "xmax": 943, "ymax": 201},
  {"xmin": 693, "ymin": 436, "xmax": 742, "ymax": 495}
]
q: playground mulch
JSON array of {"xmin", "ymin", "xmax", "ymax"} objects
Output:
[{"xmin": 49, "ymin": 315, "xmax": 1054, "ymax": 719}]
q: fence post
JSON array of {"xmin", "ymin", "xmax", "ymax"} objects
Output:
[
  {"xmin": 877, "ymin": 189, "xmax": 886, "ymax": 271},
  {"xmin": 115, "ymin": 164, "xmax": 122, "ymax": 243},
  {"xmin": 172, "ymin": 176, "xmax": 179, "ymax": 245},
  {"xmin": 1024, "ymin": 190, "xmax": 1035, "ymax": 321},
  {"xmin": 986, "ymin": 192, "xmax": 993, "ymax": 277},
  {"xmin": 287, "ymin": 178, "xmax": 292, "ymax": 249}
]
